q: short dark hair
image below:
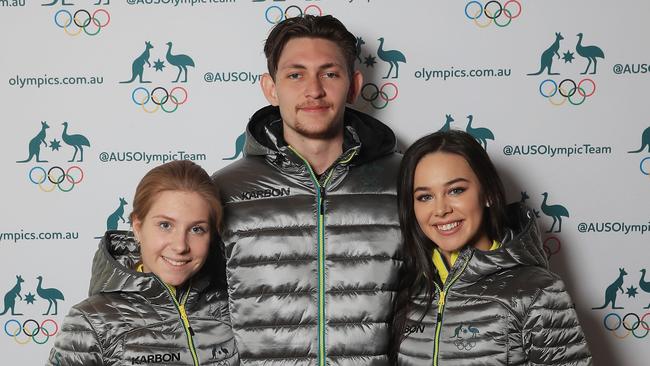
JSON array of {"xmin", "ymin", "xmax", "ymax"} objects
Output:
[
  {"xmin": 390, "ymin": 130, "xmax": 508, "ymax": 360},
  {"xmin": 263, "ymin": 15, "xmax": 358, "ymax": 80}
]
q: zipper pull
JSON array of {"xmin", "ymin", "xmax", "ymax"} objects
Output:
[
  {"xmin": 319, "ymin": 186, "xmax": 326, "ymax": 214},
  {"xmin": 437, "ymin": 291, "xmax": 446, "ymax": 314}
]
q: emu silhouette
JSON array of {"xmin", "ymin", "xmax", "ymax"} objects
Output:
[
  {"xmin": 465, "ymin": 115, "xmax": 494, "ymax": 150},
  {"xmin": 62, "ymin": 122, "xmax": 90, "ymax": 162},
  {"xmin": 540, "ymin": 192, "xmax": 569, "ymax": 233},
  {"xmin": 377, "ymin": 38, "xmax": 406, "ymax": 79},
  {"xmin": 166, "ymin": 42, "xmax": 195, "ymax": 83},
  {"xmin": 36, "ymin": 276, "xmax": 64, "ymax": 316},
  {"xmin": 576, "ymin": 33, "xmax": 604, "ymax": 75},
  {"xmin": 640, "ymin": 269, "xmax": 650, "ymax": 309}
]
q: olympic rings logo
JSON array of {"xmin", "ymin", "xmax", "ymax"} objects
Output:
[
  {"xmin": 264, "ymin": 5, "xmax": 323, "ymax": 24},
  {"xmin": 602, "ymin": 312, "xmax": 650, "ymax": 339},
  {"xmin": 4, "ymin": 319, "xmax": 59, "ymax": 345},
  {"xmin": 538, "ymin": 78, "xmax": 596, "ymax": 106},
  {"xmin": 640, "ymin": 157, "xmax": 650, "ymax": 176},
  {"xmin": 131, "ymin": 86, "xmax": 189, "ymax": 114},
  {"xmin": 464, "ymin": 1, "xmax": 522, "ymax": 28},
  {"xmin": 29, "ymin": 166, "xmax": 84, "ymax": 193},
  {"xmin": 543, "ymin": 236, "xmax": 561, "ymax": 259},
  {"xmin": 53, "ymin": 9, "xmax": 111, "ymax": 37},
  {"xmin": 361, "ymin": 82, "xmax": 399, "ymax": 110},
  {"xmin": 453, "ymin": 339, "xmax": 476, "ymax": 351}
]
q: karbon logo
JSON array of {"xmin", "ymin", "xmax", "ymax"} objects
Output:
[
  {"xmin": 253, "ymin": 0, "xmax": 323, "ymax": 25},
  {"xmin": 527, "ymin": 32, "xmax": 604, "ymax": 106},
  {"xmin": 592, "ymin": 267, "xmax": 650, "ymax": 340},
  {"xmin": 120, "ymin": 40, "xmax": 194, "ymax": 114},
  {"xmin": 356, "ymin": 36, "xmax": 406, "ymax": 110},
  {"xmin": 44, "ymin": 0, "xmax": 111, "ymax": 37},
  {"xmin": 464, "ymin": 1, "xmax": 522, "ymax": 28},
  {"xmin": 628, "ymin": 126, "xmax": 650, "ymax": 177},
  {"xmin": 436, "ymin": 114, "xmax": 495, "ymax": 151},
  {"xmin": 1, "ymin": 275, "xmax": 65, "ymax": 345},
  {"xmin": 16, "ymin": 121, "xmax": 90, "ymax": 193}
]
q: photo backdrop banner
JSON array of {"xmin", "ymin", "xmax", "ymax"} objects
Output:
[{"xmin": 1, "ymin": 1, "xmax": 649, "ymax": 364}]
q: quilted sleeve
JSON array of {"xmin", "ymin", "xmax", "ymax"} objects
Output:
[
  {"xmin": 522, "ymin": 278, "xmax": 592, "ymax": 365},
  {"xmin": 45, "ymin": 306, "xmax": 104, "ymax": 366}
]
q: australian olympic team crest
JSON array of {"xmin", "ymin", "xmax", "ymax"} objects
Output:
[
  {"xmin": 355, "ymin": 35, "xmax": 406, "ymax": 110},
  {"xmin": 43, "ymin": 0, "xmax": 111, "ymax": 37},
  {"xmin": 0, "ymin": 275, "xmax": 65, "ymax": 346},
  {"xmin": 16, "ymin": 120, "xmax": 91, "ymax": 193},
  {"xmin": 592, "ymin": 267, "xmax": 650, "ymax": 340},
  {"xmin": 120, "ymin": 40, "xmax": 195, "ymax": 114},
  {"xmin": 436, "ymin": 114, "xmax": 495, "ymax": 151},
  {"xmin": 527, "ymin": 32, "xmax": 605, "ymax": 107},
  {"xmin": 628, "ymin": 126, "xmax": 650, "ymax": 179},
  {"xmin": 252, "ymin": 0, "xmax": 323, "ymax": 25},
  {"xmin": 464, "ymin": 1, "xmax": 522, "ymax": 28}
]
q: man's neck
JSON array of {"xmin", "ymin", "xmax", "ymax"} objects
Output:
[{"xmin": 285, "ymin": 133, "xmax": 344, "ymax": 176}]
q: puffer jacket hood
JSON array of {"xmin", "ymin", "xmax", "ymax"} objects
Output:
[
  {"xmin": 397, "ymin": 203, "xmax": 591, "ymax": 366},
  {"xmin": 456, "ymin": 203, "xmax": 549, "ymax": 286},
  {"xmin": 244, "ymin": 105, "xmax": 396, "ymax": 165}
]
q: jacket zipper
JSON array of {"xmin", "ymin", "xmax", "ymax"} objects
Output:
[
  {"xmin": 432, "ymin": 258, "xmax": 471, "ymax": 366},
  {"xmin": 287, "ymin": 146, "xmax": 356, "ymax": 366},
  {"xmin": 161, "ymin": 280, "xmax": 200, "ymax": 366}
]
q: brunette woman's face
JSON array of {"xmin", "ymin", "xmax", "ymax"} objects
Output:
[{"xmin": 412, "ymin": 152, "xmax": 491, "ymax": 261}]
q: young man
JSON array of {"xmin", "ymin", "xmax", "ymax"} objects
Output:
[{"xmin": 213, "ymin": 15, "xmax": 402, "ymax": 365}]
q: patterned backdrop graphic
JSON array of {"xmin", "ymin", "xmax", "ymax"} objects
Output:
[{"xmin": 1, "ymin": 1, "xmax": 649, "ymax": 364}]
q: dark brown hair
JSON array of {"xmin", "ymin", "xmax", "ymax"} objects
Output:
[
  {"xmin": 264, "ymin": 14, "xmax": 358, "ymax": 80},
  {"xmin": 129, "ymin": 160, "xmax": 223, "ymax": 234}
]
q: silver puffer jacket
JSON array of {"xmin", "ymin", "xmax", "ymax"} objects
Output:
[
  {"xmin": 212, "ymin": 106, "xmax": 402, "ymax": 365},
  {"xmin": 46, "ymin": 231, "xmax": 238, "ymax": 366},
  {"xmin": 397, "ymin": 204, "xmax": 592, "ymax": 365}
]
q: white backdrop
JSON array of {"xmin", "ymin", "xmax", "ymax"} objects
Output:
[{"xmin": 1, "ymin": 1, "xmax": 649, "ymax": 365}]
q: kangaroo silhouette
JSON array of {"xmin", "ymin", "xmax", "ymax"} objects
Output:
[
  {"xmin": 377, "ymin": 37, "xmax": 406, "ymax": 79},
  {"xmin": 465, "ymin": 115, "xmax": 494, "ymax": 150},
  {"xmin": 223, "ymin": 132, "xmax": 246, "ymax": 161},
  {"xmin": 166, "ymin": 42, "xmax": 195, "ymax": 83},
  {"xmin": 16, "ymin": 121, "xmax": 49, "ymax": 163},
  {"xmin": 121, "ymin": 41, "xmax": 153, "ymax": 84},
  {"xmin": 36, "ymin": 276, "xmax": 64, "ymax": 316},
  {"xmin": 540, "ymin": 192, "xmax": 569, "ymax": 233},
  {"xmin": 438, "ymin": 114, "xmax": 454, "ymax": 132},
  {"xmin": 527, "ymin": 33, "xmax": 563, "ymax": 76},
  {"xmin": 61, "ymin": 122, "xmax": 90, "ymax": 162},
  {"xmin": 0, "ymin": 275, "xmax": 24, "ymax": 316},
  {"xmin": 355, "ymin": 37, "xmax": 365, "ymax": 63},
  {"xmin": 576, "ymin": 33, "xmax": 605, "ymax": 75},
  {"xmin": 106, "ymin": 198, "xmax": 128, "ymax": 230},
  {"xmin": 628, "ymin": 126, "xmax": 650, "ymax": 153},
  {"xmin": 520, "ymin": 191, "xmax": 530, "ymax": 203},
  {"xmin": 593, "ymin": 268, "xmax": 627, "ymax": 309}
]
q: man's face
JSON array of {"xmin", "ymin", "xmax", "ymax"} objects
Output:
[{"xmin": 261, "ymin": 37, "xmax": 362, "ymax": 141}]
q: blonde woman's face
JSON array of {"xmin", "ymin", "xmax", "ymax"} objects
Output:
[{"xmin": 132, "ymin": 190, "xmax": 211, "ymax": 286}]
